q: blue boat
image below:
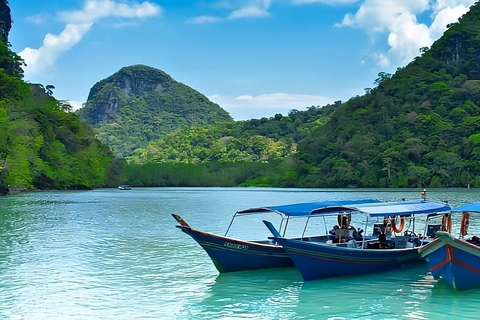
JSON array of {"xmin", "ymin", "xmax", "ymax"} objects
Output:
[
  {"xmin": 263, "ymin": 200, "xmax": 452, "ymax": 281},
  {"xmin": 172, "ymin": 199, "xmax": 379, "ymax": 273},
  {"xmin": 419, "ymin": 202, "xmax": 480, "ymax": 290}
]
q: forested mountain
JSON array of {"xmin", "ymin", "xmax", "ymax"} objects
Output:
[
  {"xmin": 293, "ymin": 1, "xmax": 480, "ymax": 188},
  {"xmin": 77, "ymin": 65, "xmax": 233, "ymax": 158},
  {"xmin": 6, "ymin": 0, "xmax": 480, "ymax": 191},
  {"xmin": 129, "ymin": 104, "xmax": 337, "ymax": 164},
  {"xmin": 122, "ymin": 1, "xmax": 480, "ymax": 188},
  {"xmin": 0, "ymin": 0, "xmax": 116, "ymax": 195}
]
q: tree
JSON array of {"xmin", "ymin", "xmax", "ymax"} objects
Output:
[
  {"xmin": 45, "ymin": 85, "xmax": 55, "ymax": 96},
  {"xmin": 374, "ymin": 72, "xmax": 392, "ymax": 86}
]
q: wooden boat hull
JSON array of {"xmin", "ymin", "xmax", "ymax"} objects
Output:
[
  {"xmin": 175, "ymin": 225, "xmax": 294, "ymax": 273},
  {"xmin": 273, "ymin": 237, "xmax": 422, "ymax": 281},
  {"xmin": 419, "ymin": 231, "xmax": 480, "ymax": 290}
]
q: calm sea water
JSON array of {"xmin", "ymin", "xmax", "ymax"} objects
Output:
[{"xmin": 1, "ymin": 187, "xmax": 480, "ymax": 319}]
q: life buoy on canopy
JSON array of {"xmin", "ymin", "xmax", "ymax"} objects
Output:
[
  {"xmin": 460, "ymin": 212, "xmax": 470, "ymax": 237},
  {"xmin": 441, "ymin": 213, "xmax": 452, "ymax": 233},
  {"xmin": 391, "ymin": 216, "xmax": 405, "ymax": 233}
]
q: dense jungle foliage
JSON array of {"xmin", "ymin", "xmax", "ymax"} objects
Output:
[
  {"xmin": 6, "ymin": 0, "xmax": 480, "ymax": 191},
  {"xmin": 129, "ymin": 104, "xmax": 336, "ymax": 164},
  {"xmin": 0, "ymin": 0, "xmax": 116, "ymax": 194},
  {"xmin": 293, "ymin": 2, "xmax": 480, "ymax": 188}
]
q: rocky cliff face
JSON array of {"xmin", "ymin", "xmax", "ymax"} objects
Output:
[
  {"xmin": 0, "ymin": 0, "xmax": 11, "ymax": 196},
  {"xmin": 430, "ymin": 5, "xmax": 480, "ymax": 79},
  {"xmin": 84, "ymin": 65, "xmax": 179, "ymax": 124},
  {"xmin": 0, "ymin": 0, "xmax": 11, "ymax": 43},
  {"xmin": 78, "ymin": 64, "xmax": 232, "ymax": 157}
]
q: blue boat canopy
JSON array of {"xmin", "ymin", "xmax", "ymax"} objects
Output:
[
  {"xmin": 452, "ymin": 202, "xmax": 480, "ymax": 213},
  {"xmin": 310, "ymin": 200, "xmax": 451, "ymax": 217},
  {"xmin": 236, "ymin": 199, "xmax": 380, "ymax": 217}
]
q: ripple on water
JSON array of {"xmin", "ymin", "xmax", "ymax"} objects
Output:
[{"xmin": 2, "ymin": 188, "xmax": 480, "ymax": 319}]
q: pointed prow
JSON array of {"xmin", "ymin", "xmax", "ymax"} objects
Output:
[{"xmin": 172, "ymin": 214, "xmax": 191, "ymax": 228}]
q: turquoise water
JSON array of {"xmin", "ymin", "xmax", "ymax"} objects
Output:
[{"xmin": 1, "ymin": 187, "xmax": 480, "ymax": 319}]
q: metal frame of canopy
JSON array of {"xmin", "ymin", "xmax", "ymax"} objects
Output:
[
  {"xmin": 305, "ymin": 200, "xmax": 452, "ymax": 249},
  {"xmin": 225, "ymin": 199, "xmax": 380, "ymax": 237},
  {"xmin": 452, "ymin": 202, "xmax": 480, "ymax": 213},
  {"xmin": 449, "ymin": 202, "xmax": 480, "ymax": 238}
]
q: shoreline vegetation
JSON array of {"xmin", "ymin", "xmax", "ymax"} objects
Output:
[{"xmin": 4, "ymin": 2, "xmax": 480, "ymax": 193}]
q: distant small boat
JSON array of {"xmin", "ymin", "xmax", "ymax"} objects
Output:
[
  {"xmin": 419, "ymin": 202, "xmax": 480, "ymax": 290},
  {"xmin": 118, "ymin": 184, "xmax": 131, "ymax": 190}
]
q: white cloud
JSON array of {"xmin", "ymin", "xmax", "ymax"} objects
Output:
[
  {"xmin": 25, "ymin": 13, "xmax": 50, "ymax": 24},
  {"xmin": 434, "ymin": 0, "xmax": 476, "ymax": 11},
  {"xmin": 386, "ymin": 12, "xmax": 432, "ymax": 65},
  {"xmin": 336, "ymin": 0, "xmax": 475, "ymax": 67},
  {"xmin": 187, "ymin": 15, "xmax": 223, "ymax": 24},
  {"xmin": 429, "ymin": 4, "xmax": 470, "ymax": 39},
  {"xmin": 198, "ymin": 0, "xmax": 272, "ymax": 20},
  {"xmin": 372, "ymin": 52, "xmax": 389, "ymax": 68},
  {"xmin": 20, "ymin": 23, "xmax": 93, "ymax": 76},
  {"xmin": 209, "ymin": 93, "xmax": 336, "ymax": 120},
  {"xmin": 292, "ymin": 0, "xmax": 359, "ymax": 4},
  {"xmin": 19, "ymin": 0, "xmax": 161, "ymax": 78},
  {"xmin": 58, "ymin": 0, "xmax": 160, "ymax": 23},
  {"xmin": 229, "ymin": 6, "xmax": 270, "ymax": 19}
]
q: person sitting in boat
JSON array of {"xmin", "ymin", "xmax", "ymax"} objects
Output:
[
  {"xmin": 332, "ymin": 225, "xmax": 350, "ymax": 243},
  {"xmin": 338, "ymin": 214, "xmax": 351, "ymax": 229},
  {"xmin": 367, "ymin": 231, "xmax": 391, "ymax": 249},
  {"xmin": 368, "ymin": 232, "xmax": 389, "ymax": 249},
  {"xmin": 378, "ymin": 232, "xmax": 387, "ymax": 248},
  {"xmin": 331, "ymin": 213, "xmax": 351, "ymax": 242},
  {"xmin": 354, "ymin": 228, "xmax": 364, "ymax": 241},
  {"xmin": 332, "ymin": 225, "xmax": 360, "ymax": 243},
  {"xmin": 332, "ymin": 225, "xmax": 342, "ymax": 243}
]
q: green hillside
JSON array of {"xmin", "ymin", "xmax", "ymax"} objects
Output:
[
  {"xmin": 6, "ymin": 0, "xmax": 480, "ymax": 190},
  {"xmin": 77, "ymin": 65, "xmax": 233, "ymax": 158},
  {"xmin": 129, "ymin": 104, "xmax": 337, "ymax": 164},
  {"xmin": 294, "ymin": 2, "xmax": 480, "ymax": 188},
  {"xmin": 121, "ymin": 2, "xmax": 480, "ymax": 188},
  {"xmin": 0, "ymin": 0, "xmax": 116, "ymax": 194}
]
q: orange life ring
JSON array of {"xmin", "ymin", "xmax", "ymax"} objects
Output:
[
  {"xmin": 441, "ymin": 213, "xmax": 452, "ymax": 233},
  {"xmin": 391, "ymin": 216, "xmax": 405, "ymax": 233},
  {"xmin": 460, "ymin": 212, "xmax": 470, "ymax": 237}
]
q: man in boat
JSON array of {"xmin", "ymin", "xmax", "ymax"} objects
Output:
[{"xmin": 332, "ymin": 213, "xmax": 362, "ymax": 243}]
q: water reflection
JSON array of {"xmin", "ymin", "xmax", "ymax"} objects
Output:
[
  {"xmin": 188, "ymin": 268, "xmax": 303, "ymax": 319},
  {"xmin": 2, "ymin": 188, "xmax": 480, "ymax": 319}
]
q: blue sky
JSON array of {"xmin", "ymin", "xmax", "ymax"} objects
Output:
[{"xmin": 8, "ymin": 0, "xmax": 477, "ymax": 120}]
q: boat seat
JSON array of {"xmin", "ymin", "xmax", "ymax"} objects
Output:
[
  {"xmin": 394, "ymin": 236, "xmax": 410, "ymax": 249},
  {"xmin": 427, "ymin": 224, "xmax": 442, "ymax": 238}
]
